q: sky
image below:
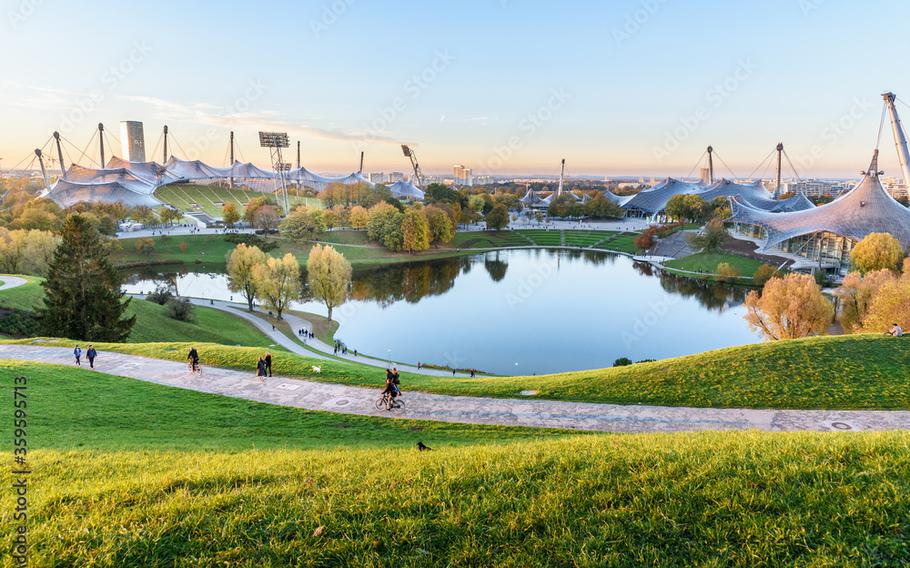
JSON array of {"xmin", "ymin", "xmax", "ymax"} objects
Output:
[{"xmin": 2, "ymin": 0, "xmax": 910, "ymax": 178}]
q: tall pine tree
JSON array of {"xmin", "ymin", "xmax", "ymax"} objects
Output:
[{"xmin": 37, "ymin": 214, "xmax": 135, "ymax": 341}]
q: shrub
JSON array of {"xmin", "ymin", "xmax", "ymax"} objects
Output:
[
  {"xmin": 613, "ymin": 357, "xmax": 633, "ymax": 367},
  {"xmin": 0, "ymin": 309, "xmax": 40, "ymax": 337},
  {"xmin": 223, "ymin": 233, "xmax": 277, "ymax": 252},
  {"xmin": 146, "ymin": 286, "xmax": 173, "ymax": 305},
  {"xmin": 179, "ymin": 241, "xmax": 188, "ymax": 253},
  {"xmin": 166, "ymin": 297, "xmax": 195, "ymax": 322},
  {"xmin": 634, "ymin": 230, "xmax": 655, "ymax": 252}
]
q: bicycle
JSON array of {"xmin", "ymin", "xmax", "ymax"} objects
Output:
[
  {"xmin": 187, "ymin": 361, "xmax": 203, "ymax": 377},
  {"xmin": 375, "ymin": 392, "xmax": 405, "ymax": 413}
]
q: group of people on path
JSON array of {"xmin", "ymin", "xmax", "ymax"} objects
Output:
[
  {"xmin": 381, "ymin": 367, "xmax": 401, "ymax": 406},
  {"xmin": 256, "ymin": 352, "xmax": 273, "ymax": 382},
  {"xmin": 73, "ymin": 345, "xmax": 98, "ymax": 369},
  {"xmin": 333, "ymin": 341, "xmax": 356, "ymax": 357}
]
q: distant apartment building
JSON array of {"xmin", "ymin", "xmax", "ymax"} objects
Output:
[
  {"xmin": 388, "ymin": 171, "xmax": 406, "ymax": 183},
  {"xmin": 783, "ymin": 179, "xmax": 852, "ymax": 198},
  {"xmin": 882, "ymin": 176, "xmax": 909, "ymax": 200},
  {"xmin": 452, "ymin": 164, "xmax": 473, "ymax": 186},
  {"xmin": 368, "ymin": 172, "xmax": 386, "ymax": 183}
]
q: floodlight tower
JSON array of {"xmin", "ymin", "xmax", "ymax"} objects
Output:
[
  {"xmin": 401, "ymin": 144, "xmax": 423, "ymax": 188},
  {"xmin": 229, "ymin": 131, "xmax": 235, "ymax": 188},
  {"xmin": 259, "ymin": 131, "xmax": 291, "ymax": 215},
  {"xmin": 359, "ymin": 151, "xmax": 364, "ymax": 174},
  {"xmin": 53, "ymin": 131, "xmax": 66, "ymax": 177}
]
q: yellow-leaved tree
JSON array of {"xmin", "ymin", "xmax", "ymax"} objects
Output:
[
  {"xmin": 401, "ymin": 207, "xmax": 430, "ymax": 253},
  {"xmin": 349, "ymin": 205, "xmax": 370, "ymax": 229},
  {"xmin": 744, "ymin": 273, "xmax": 833, "ymax": 340},
  {"xmin": 306, "ymin": 244, "xmax": 351, "ymax": 322},
  {"xmin": 252, "ymin": 253, "xmax": 302, "ymax": 320},
  {"xmin": 849, "ymin": 232, "xmax": 904, "ymax": 274},
  {"xmin": 227, "ymin": 244, "xmax": 267, "ymax": 312}
]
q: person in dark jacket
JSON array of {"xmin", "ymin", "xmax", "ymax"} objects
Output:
[
  {"xmin": 264, "ymin": 352, "xmax": 272, "ymax": 377},
  {"xmin": 256, "ymin": 357, "xmax": 267, "ymax": 383},
  {"xmin": 86, "ymin": 345, "xmax": 97, "ymax": 369}
]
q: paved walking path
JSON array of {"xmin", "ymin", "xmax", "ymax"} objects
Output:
[
  {"xmin": 0, "ymin": 276, "xmax": 28, "ymax": 291},
  {"xmin": 180, "ymin": 297, "xmax": 477, "ymax": 377},
  {"xmin": 3, "ymin": 344, "xmax": 909, "ymax": 433}
]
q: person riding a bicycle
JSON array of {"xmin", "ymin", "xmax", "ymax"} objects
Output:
[{"xmin": 188, "ymin": 347, "xmax": 200, "ymax": 373}]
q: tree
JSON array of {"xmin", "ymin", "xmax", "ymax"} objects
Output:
[
  {"xmin": 135, "ymin": 237, "xmax": 155, "ymax": 256},
  {"xmin": 12, "ymin": 199, "xmax": 64, "ymax": 231},
  {"xmin": 243, "ymin": 195, "xmax": 276, "ymax": 223},
  {"xmin": 425, "ymin": 205, "xmax": 455, "ymax": 246},
  {"xmin": 279, "ymin": 207, "xmax": 326, "ymax": 241},
  {"xmin": 0, "ymin": 228, "xmax": 60, "ymax": 276},
  {"xmin": 834, "ymin": 269, "xmax": 896, "ymax": 333},
  {"xmin": 665, "ymin": 194, "xmax": 707, "ymax": 223},
  {"xmin": 752, "ymin": 264, "xmax": 779, "ymax": 286},
  {"xmin": 222, "ymin": 202, "xmax": 240, "ymax": 228},
  {"xmin": 585, "ymin": 194, "xmax": 624, "ymax": 219},
  {"xmin": 859, "ymin": 275, "xmax": 910, "ymax": 333},
  {"xmin": 635, "ymin": 229, "xmax": 655, "ymax": 252},
  {"xmin": 688, "ymin": 219, "xmax": 728, "ymax": 253},
  {"xmin": 744, "ymin": 273, "xmax": 834, "ymax": 340},
  {"xmin": 401, "ymin": 207, "xmax": 430, "ymax": 253},
  {"xmin": 424, "ymin": 183, "xmax": 463, "ymax": 205},
  {"xmin": 850, "ymin": 232, "xmax": 904, "ymax": 274},
  {"xmin": 485, "ymin": 203, "xmax": 509, "ymax": 231},
  {"xmin": 252, "ymin": 205, "xmax": 280, "ymax": 232},
  {"xmin": 159, "ymin": 207, "xmax": 183, "ymax": 227},
  {"xmin": 306, "ymin": 244, "xmax": 351, "ymax": 321},
  {"xmin": 227, "ymin": 244, "xmax": 267, "ymax": 311},
  {"xmin": 36, "ymin": 214, "xmax": 135, "ymax": 341},
  {"xmin": 716, "ymin": 262, "xmax": 740, "ymax": 282},
  {"xmin": 366, "ymin": 202, "xmax": 404, "ymax": 251},
  {"xmin": 252, "ymin": 253, "xmax": 302, "ymax": 320},
  {"xmin": 350, "ymin": 205, "xmax": 369, "ymax": 229}
]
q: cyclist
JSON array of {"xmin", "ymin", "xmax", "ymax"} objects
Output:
[
  {"xmin": 187, "ymin": 347, "xmax": 200, "ymax": 373},
  {"xmin": 391, "ymin": 367, "xmax": 401, "ymax": 397}
]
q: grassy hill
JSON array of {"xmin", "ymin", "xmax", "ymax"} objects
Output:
[
  {"xmin": 2, "ymin": 361, "xmax": 908, "ymax": 565},
  {"xmin": 0, "ymin": 275, "xmax": 275, "ymax": 347},
  {"xmin": 10, "ymin": 333, "xmax": 910, "ymax": 410}
]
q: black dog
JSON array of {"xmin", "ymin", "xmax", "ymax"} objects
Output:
[{"xmin": 416, "ymin": 441, "xmax": 432, "ymax": 451}]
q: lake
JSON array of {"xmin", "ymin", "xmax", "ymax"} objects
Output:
[{"xmin": 123, "ymin": 249, "xmax": 763, "ymax": 375}]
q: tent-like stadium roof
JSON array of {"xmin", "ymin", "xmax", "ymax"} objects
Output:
[
  {"xmin": 387, "ymin": 179, "xmax": 425, "ymax": 200},
  {"xmin": 697, "ymin": 179, "xmax": 815, "ymax": 212},
  {"xmin": 729, "ymin": 150, "xmax": 910, "ymax": 250},
  {"xmin": 620, "ymin": 177, "xmax": 703, "ymax": 214},
  {"xmin": 603, "ymin": 190, "xmax": 633, "ymax": 207}
]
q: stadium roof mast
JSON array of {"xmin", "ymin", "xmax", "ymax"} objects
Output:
[
  {"xmin": 359, "ymin": 151, "xmax": 364, "ymax": 174},
  {"xmin": 34, "ymin": 149, "xmax": 49, "ymax": 190},
  {"xmin": 163, "ymin": 125, "xmax": 169, "ymax": 163},
  {"xmin": 53, "ymin": 131, "xmax": 66, "ymax": 177},
  {"xmin": 229, "ymin": 131, "xmax": 235, "ymax": 188},
  {"xmin": 98, "ymin": 123, "xmax": 105, "ymax": 166},
  {"xmin": 774, "ymin": 143, "xmax": 784, "ymax": 199},
  {"xmin": 882, "ymin": 92, "xmax": 910, "ymax": 188},
  {"xmin": 259, "ymin": 131, "xmax": 291, "ymax": 215},
  {"xmin": 706, "ymin": 145, "xmax": 714, "ymax": 184},
  {"xmin": 401, "ymin": 144, "xmax": 423, "ymax": 188},
  {"xmin": 557, "ymin": 158, "xmax": 565, "ymax": 198}
]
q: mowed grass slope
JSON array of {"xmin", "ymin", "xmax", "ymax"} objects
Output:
[
  {"xmin": 0, "ymin": 275, "xmax": 276, "ymax": 347},
  {"xmin": 0, "ymin": 361, "xmax": 565, "ymax": 451},
  {"xmin": 7, "ymin": 433, "xmax": 909, "ymax": 565},
  {"xmin": 11, "ymin": 334, "xmax": 910, "ymax": 409}
]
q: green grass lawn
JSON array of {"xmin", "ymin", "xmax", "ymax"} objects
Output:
[
  {"xmin": 664, "ymin": 252, "xmax": 765, "ymax": 279},
  {"xmin": 7, "ymin": 432, "xmax": 909, "ymax": 565},
  {"xmin": 155, "ymin": 184, "xmax": 320, "ymax": 218},
  {"xmin": 0, "ymin": 275, "xmax": 277, "ymax": 347},
  {"xmin": 12, "ymin": 334, "xmax": 910, "ymax": 409}
]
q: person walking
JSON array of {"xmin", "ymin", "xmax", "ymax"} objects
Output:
[
  {"xmin": 73, "ymin": 345, "xmax": 82, "ymax": 366},
  {"xmin": 264, "ymin": 351, "xmax": 272, "ymax": 377},
  {"xmin": 86, "ymin": 345, "xmax": 97, "ymax": 369},
  {"xmin": 187, "ymin": 347, "xmax": 200, "ymax": 374},
  {"xmin": 256, "ymin": 357, "xmax": 267, "ymax": 383}
]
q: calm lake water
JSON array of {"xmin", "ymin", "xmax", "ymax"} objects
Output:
[{"xmin": 123, "ymin": 250, "xmax": 763, "ymax": 375}]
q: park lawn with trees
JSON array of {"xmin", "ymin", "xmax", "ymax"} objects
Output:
[
  {"xmin": 9, "ymin": 333, "xmax": 910, "ymax": 409},
  {"xmin": 664, "ymin": 252, "xmax": 765, "ymax": 280},
  {"xmin": 0, "ymin": 276, "xmax": 276, "ymax": 346}
]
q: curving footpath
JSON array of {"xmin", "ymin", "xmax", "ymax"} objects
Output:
[
  {"xmin": 0, "ymin": 276, "xmax": 28, "ymax": 291},
  {"xmin": 2, "ymin": 344, "xmax": 909, "ymax": 433}
]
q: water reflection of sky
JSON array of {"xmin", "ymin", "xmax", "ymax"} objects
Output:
[{"xmin": 123, "ymin": 250, "xmax": 763, "ymax": 375}]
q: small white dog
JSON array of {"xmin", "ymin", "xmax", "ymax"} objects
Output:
[{"xmin": 311, "ymin": 365, "xmax": 321, "ymax": 374}]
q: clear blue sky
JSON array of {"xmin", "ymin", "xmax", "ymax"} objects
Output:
[{"xmin": 2, "ymin": 0, "xmax": 909, "ymax": 178}]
